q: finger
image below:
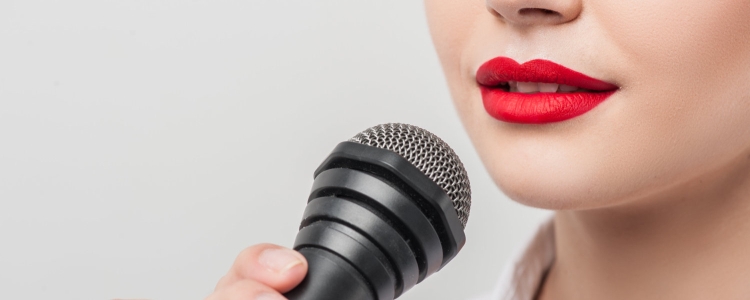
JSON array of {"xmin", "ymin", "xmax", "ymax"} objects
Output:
[
  {"xmin": 216, "ymin": 243, "xmax": 308, "ymax": 293},
  {"xmin": 207, "ymin": 278, "xmax": 287, "ymax": 300}
]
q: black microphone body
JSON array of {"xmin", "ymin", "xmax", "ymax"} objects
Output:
[{"xmin": 284, "ymin": 138, "xmax": 467, "ymax": 300}]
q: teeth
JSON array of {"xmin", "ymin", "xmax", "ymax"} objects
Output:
[
  {"xmin": 504, "ymin": 81, "xmax": 582, "ymax": 93},
  {"xmin": 558, "ymin": 84, "xmax": 578, "ymax": 92},
  {"xmin": 539, "ymin": 83, "xmax": 559, "ymax": 93},
  {"xmin": 517, "ymin": 81, "xmax": 539, "ymax": 93}
]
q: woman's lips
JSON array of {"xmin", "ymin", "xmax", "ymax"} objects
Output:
[{"xmin": 476, "ymin": 57, "xmax": 619, "ymax": 124}]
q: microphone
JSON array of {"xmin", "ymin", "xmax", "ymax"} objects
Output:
[{"xmin": 283, "ymin": 123, "xmax": 471, "ymax": 300}]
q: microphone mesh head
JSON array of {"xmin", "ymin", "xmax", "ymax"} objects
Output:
[{"xmin": 349, "ymin": 123, "xmax": 471, "ymax": 228}]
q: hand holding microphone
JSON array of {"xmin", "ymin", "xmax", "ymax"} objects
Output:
[{"xmin": 207, "ymin": 124, "xmax": 472, "ymax": 300}]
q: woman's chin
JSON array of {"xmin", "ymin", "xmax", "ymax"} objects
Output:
[
  {"xmin": 493, "ymin": 176, "xmax": 607, "ymax": 211},
  {"xmin": 484, "ymin": 158, "xmax": 648, "ymax": 211},
  {"xmin": 485, "ymin": 151, "xmax": 733, "ymax": 212}
]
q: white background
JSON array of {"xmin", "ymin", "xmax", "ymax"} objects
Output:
[{"xmin": 0, "ymin": 1, "xmax": 550, "ymax": 299}]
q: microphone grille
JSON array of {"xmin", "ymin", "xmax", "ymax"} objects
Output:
[{"xmin": 349, "ymin": 123, "xmax": 471, "ymax": 228}]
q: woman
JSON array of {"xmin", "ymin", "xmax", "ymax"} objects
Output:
[{"xmin": 207, "ymin": 0, "xmax": 750, "ymax": 299}]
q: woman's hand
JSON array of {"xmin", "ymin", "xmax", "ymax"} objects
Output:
[{"xmin": 206, "ymin": 244, "xmax": 308, "ymax": 300}]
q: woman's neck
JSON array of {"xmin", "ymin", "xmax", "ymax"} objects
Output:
[{"xmin": 538, "ymin": 152, "xmax": 750, "ymax": 300}]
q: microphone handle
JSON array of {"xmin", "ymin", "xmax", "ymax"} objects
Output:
[
  {"xmin": 284, "ymin": 247, "xmax": 375, "ymax": 300},
  {"xmin": 282, "ymin": 198, "xmax": 402, "ymax": 300}
]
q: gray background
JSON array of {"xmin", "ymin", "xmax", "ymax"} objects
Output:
[{"xmin": 0, "ymin": 1, "xmax": 550, "ymax": 299}]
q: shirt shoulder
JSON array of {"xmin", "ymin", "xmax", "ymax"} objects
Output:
[{"xmin": 483, "ymin": 216, "xmax": 556, "ymax": 300}]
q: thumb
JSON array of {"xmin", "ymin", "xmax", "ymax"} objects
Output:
[{"xmin": 216, "ymin": 244, "xmax": 308, "ymax": 293}]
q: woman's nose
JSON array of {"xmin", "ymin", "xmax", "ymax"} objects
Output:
[{"xmin": 486, "ymin": 0, "xmax": 582, "ymax": 27}]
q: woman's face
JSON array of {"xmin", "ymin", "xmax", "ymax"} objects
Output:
[{"xmin": 424, "ymin": 0, "xmax": 750, "ymax": 209}]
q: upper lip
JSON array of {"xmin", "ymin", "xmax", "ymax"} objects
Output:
[{"xmin": 476, "ymin": 57, "xmax": 619, "ymax": 92}]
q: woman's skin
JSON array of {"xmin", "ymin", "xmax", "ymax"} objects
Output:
[{"xmin": 206, "ymin": 0, "xmax": 750, "ymax": 299}]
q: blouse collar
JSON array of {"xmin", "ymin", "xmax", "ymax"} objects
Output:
[{"xmin": 490, "ymin": 217, "xmax": 556, "ymax": 300}]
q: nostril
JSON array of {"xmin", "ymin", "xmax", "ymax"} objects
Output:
[{"xmin": 518, "ymin": 8, "xmax": 561, "ymax": 17}]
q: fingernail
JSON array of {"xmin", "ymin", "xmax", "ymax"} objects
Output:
[
  {"xmin": 255, "ymin": 292, "xmax": 286, "ymax": 300},
  {"xmin": 258, "ymin": 248, "xmax": 303, "ymax": 273}
]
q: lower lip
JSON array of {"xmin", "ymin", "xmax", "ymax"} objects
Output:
[{"xmin": 479, "ymin": 87, "xmax": 616, "ymax": 124}]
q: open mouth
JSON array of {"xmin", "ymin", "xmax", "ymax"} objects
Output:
[
  {"xmin": 494, "ymin": 81, "xmax": 596, "ymax": 93},
  {"xmin": 476, "ymin": 57, "xmax": 619, "ymax": 124}
]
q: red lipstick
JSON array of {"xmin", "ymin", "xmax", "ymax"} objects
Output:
[{"xmin": 476, "ymin": 57, "xmax": 619, "ymax": 124}]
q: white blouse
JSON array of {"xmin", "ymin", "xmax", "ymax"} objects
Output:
[{"xmin": 471, "ymin": 218, "xmax": 556, "ymax": 300}]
